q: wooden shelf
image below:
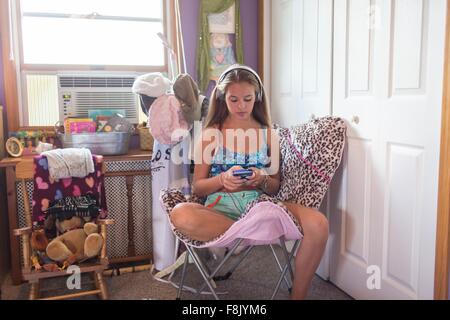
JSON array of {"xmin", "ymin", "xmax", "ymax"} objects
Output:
[{"xmin": 0, "ymin": 149, "xmax": 152, "ymax": 168}]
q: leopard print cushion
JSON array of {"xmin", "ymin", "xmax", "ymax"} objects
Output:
[{"xmin": 274, "ymin": 116, "xmax": 346, "ymax": 208}]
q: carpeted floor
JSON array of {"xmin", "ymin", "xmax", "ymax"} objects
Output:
[{"xmin": 1, "ymin": 246, "xmax": 352, "ymax": 300}]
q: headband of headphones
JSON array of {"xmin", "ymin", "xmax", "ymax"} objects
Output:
[{"xmin": 216, "ymin": 65, "xmax": 264, "ymax": 102}]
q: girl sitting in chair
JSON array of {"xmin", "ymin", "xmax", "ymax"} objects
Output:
[{"xmin": 170, "ymin": 64, "xmax": 329, "ymax": 300}]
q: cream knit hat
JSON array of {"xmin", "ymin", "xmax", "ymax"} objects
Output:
[{"xmin": 132, "ymin": 72, "xmax": 171, "ymax": 97}]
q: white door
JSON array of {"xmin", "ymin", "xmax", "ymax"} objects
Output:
[
  {"xmin": 270, "ymin": 0, "xmax": 334, "ymax": 280},
  {"xmin": 270, "ymin": 0, "xmax": 333, "ymax": 127},
  {"xmin": 271, "ymin": 0, "xmax": 301, "ymax": 126},
  {"xmin": 330, "ymin": 0, "xmax": 447, "ymax": 299}
]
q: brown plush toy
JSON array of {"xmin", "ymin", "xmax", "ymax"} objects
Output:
[
  {"xmin": 46, "ymin": 216, "xmax": 103, "ymax": 266},
  {"xmin": 30, "ymin": 228, "xmax": 50, "ymax": 271}
]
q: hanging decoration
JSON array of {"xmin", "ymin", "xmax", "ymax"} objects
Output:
[
  {"xmin": 209, "ymin": 33, "xmax": 236, "ymax": 81},
  {"xmin": 197, "ymin": 0, "xmax": 243, "ymax": 92},
  {"xmin": 208, "ymin": 3, "xmax": 236, "ymax": 34}
]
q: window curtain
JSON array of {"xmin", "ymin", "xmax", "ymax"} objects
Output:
[{"xmin": 197, "ymin": 0, "xmax": 243, "ymax": 92}]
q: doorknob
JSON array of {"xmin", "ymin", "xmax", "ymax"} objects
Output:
[{"xmin": 351, "ymin": 116, "xmax": 360, "ymax": 124}]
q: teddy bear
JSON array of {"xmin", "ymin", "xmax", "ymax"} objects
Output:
[{"xmin": 44, "ymin": 216, "xmax": 104, "ymax": 267}]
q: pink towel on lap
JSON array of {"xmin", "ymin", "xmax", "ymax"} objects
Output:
[{"xmin": 170, "ymin": 201, "xmax": 303, "ymax": 249}]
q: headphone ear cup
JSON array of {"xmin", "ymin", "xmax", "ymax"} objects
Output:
[
  {"xmin": 256, "ymin": 90, "xmax": 263, "ymax": 102},
  {"xmin": 216, "ymin": 89, "xmax": 225, "ymax": 101}
]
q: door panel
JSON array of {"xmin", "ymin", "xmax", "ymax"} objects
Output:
[
  {"xmin": 384, "ymin": 144, "xmax": 423, "ymax": 295},
  {"xmin": 330, "ymin": 0, "xmax": 446, "ymax": 299},
  {"xmin": 271, "ymin": 0, "xmax": 298, "ymax": 126},
  {"xmin": 271, "ymin": 0, "xmax": 333, "ymax": 127},
  {"xmin": 343, "ymin": 137, "xmax": 371, "ymax": 266},
  {"xmin": 299, "ymin": 0, "xmax": 333, "ymax": 124}
]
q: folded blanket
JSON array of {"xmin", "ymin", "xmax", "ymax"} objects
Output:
[
  {"xmin": 42, "ymin": 148, "xmax": 95, "ymax": 180},
  {"xmin": 32, "ymin": 155, "xmax": 108, "ymax": 223}
]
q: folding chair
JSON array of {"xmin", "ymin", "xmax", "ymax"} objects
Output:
[
  {"xmin": 160, "ymin": 116, "xmax": 346, "ymax": 299},
  {"xmin": 176, "ymin": 199, "xmax": 303, "ymax": 299}
]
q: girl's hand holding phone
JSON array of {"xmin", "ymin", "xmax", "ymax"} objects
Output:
[
  {"xmin": 221, "ymin": 166, "xmax": 247, "ymax": 192},
  {"xmin": 244, "ymin": 167, "xmax": 266, "ymax": 188}
]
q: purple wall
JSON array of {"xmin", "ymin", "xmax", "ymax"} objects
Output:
[
  {"xmin": 179, "ymin": 0, "xmax": 259, "ymax": 93},
  {"xmin": 178, "ymin": 0, "xmax": 200, "ymax": 79},
  {"xmin": 240, "ymin": 0, "xmax": 259, "ymax": 72}
]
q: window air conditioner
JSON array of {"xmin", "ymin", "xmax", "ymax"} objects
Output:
[{"xmin": 57, "ymin": 74, "xmax": 140, "ymax": 124}]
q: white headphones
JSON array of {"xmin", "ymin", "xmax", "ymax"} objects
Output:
[{"xmin": 216, "ymin": 64, "xmax": 264, "ymax": 102}]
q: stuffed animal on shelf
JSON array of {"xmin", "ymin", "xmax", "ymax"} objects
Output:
[
  {"xmin": 45, "ymin": 216, "xmax": 104, "ymax": 268},
  {"xmin": 30, "ymin": 228, "xmax": 52, "ymax": 271}
]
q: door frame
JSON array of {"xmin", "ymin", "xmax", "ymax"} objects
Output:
[
  {"xmin": 260, "ymin": 0, "xmax": 450, "ymax": 300},
  {"xmin": 434, "ymin": 0, "xmax": 450, "ymax": 301}
]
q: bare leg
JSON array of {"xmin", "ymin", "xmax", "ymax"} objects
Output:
[
  {"xmin": 170, "ymin": 203, "xmax": 235, "ymax": 242},
  {"xmin": 283, "ymin": 202, "xmax": 329, "ymax": 300}
]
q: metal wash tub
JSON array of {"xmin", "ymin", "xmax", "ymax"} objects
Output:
[{"xmin": 57, "ymin": 132, "xmax": 131, "ymax": 156}]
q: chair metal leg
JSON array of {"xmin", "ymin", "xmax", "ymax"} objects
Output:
[
  {"xmin": 169, "ymin": 238, "xmax": 181, "ymax": 282},
  {"xmin": 186, "ymin": 246, "xmax": 219, "ymax": 300},
  {"xmin": 279, "ymin": 238, "xmax": 296, "ymax": 281},
  {"xmin": 271, "ymin": 240, "xmax": 301, "ymax": 299},
  {"xmin": 271, "ymin": 259, "xmax": 290, "ymax": 300},
  {"xmin": 197, "ymin": 239, "xmax": 244, "ymax": 293},
  {"xmin": 214, "ymin": 245, "xmax": 253, "ymax": 281},
  {"xmin": 173, "ymin": 238, "xmax": 303, "ymax": 300},
  {"xmin": 270, "ymin": 240, "xmax": 300, "ymax": 300},
  {"xmin": 270, "ymin": 244, "xmax": 292, "ymax": 290},
  {"xmin": 176, "ymin": 250, "xmax": 190, "ymax": 300}
]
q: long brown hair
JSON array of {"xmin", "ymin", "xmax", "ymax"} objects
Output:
[{"xmin": 204, "ymin": 65, "xmax": 271, "ymax": 129}]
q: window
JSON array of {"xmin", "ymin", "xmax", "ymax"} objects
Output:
[
  {"xmin": 20, "ymin": 0, "xmax": 166, "ymax": 67},
  {"xmin": 12, "ymin": 0, "xmax": 171, "ymax": 126}
]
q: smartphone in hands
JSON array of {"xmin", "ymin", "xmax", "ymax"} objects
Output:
[{"xmin": 232, "ymin": 169, "xmax": 254, "ymax": 179}]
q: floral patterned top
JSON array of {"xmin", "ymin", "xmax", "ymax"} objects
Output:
[{"xmin": 209, "ymin": 127, "xmax": 270, "ymax": 177}]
